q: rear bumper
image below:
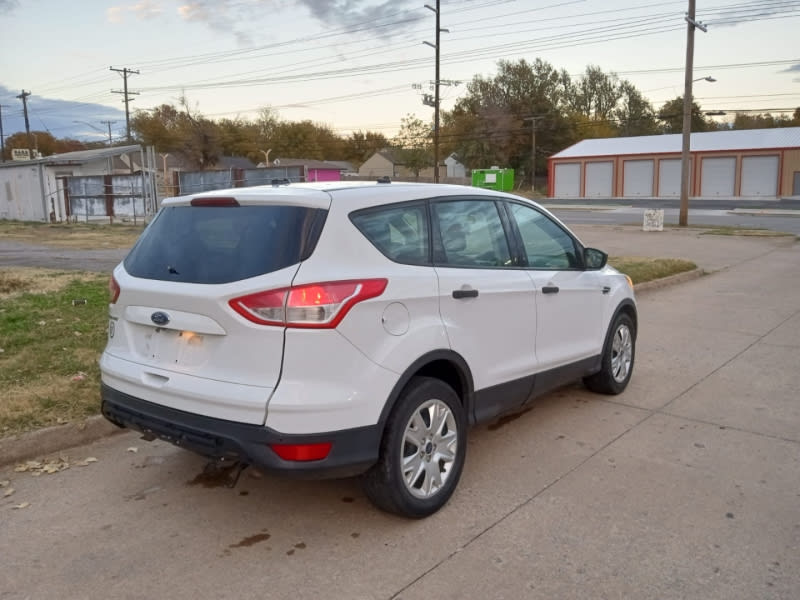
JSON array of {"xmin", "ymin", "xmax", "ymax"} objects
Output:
[{"xmin": 101, "ymin": 383, "xmax": 381, "ymax": 479}]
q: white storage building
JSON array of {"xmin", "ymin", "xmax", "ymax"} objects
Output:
[{"xmin": 548, "ymin": 127, "xmax": 800, "ymax": 199}]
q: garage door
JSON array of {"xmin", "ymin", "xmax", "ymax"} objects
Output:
[
  {"xmin": 740, "ymin": 156, "xmax": 778, "ymax": 197},
  {"xmin": 584, "ymin": 162, "xmax": 613, "ymax": 197},
  {"xmin": 701, "ymin": 157, "xmax": 736, "ymax": 196},
  {"xmin": 554, "ymin": 163, "xmax": 580, "ymax": 197},
  {"xmin": 657, "ymin": 158, "xmax": 691, "ymax": 197},
  {"xmin": 623, "ymin": 160, "xmax": 654, "ymax": 197}
]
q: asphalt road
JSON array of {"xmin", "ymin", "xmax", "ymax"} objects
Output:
[
  {"xmin": 547, "ymin": 206, "xmax": 800, "ymax": 235},
  {"xmin": 1, "ymin": 228, "xmax": 798, "ymax": 599}
]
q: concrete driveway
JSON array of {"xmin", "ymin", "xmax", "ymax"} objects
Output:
[{"xmin": 1, "ymin": 228, "xmax": 798, "ymax": 599}]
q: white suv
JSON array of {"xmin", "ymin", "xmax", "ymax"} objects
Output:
[{"xmin": 100, "ymin": 181, "xmax": 636, "ymax": 518}]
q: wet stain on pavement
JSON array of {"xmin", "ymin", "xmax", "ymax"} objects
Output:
[
  {"xmin": 341, "ymin": 496, "xmax": 355, "ymax": 503},
  {"xmin": 187, "ymin": 464, "xmax": 239, "ymax": 488},
  {"xmin": 239, "ymin": 490, "xmax": 249, "ymax": 496},
  {"xmin": 351, "ymin": 532, "xmax": 360, "ymax": 539},
  {"xmin": 287, "ymin": 542, "xmax": 307, "ymax": 556},
  {"xmin": 488, "ymin": 407, "xmax": 533, "ymax": 431},
  {"xmin": 229, "ymin": 532, "xmax": 271, "ymax": 549}
]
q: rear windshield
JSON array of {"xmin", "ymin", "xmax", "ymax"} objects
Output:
[{"xmin": 124, "ymin": 205, "xmax": 325, "ymax": 284}]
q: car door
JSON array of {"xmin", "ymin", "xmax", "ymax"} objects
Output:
[
  {"xmin": 505, "ymin": 201, "xmax": 608, "ymax": 371},
  {"xmin": 431, "ymin": 197, "xmax": 538, "ymax": 423}
]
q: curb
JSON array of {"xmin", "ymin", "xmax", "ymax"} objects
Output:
[
  {"xmin": 0, "ymin": 415, "xmax": 124, "ymax": 468},
  {"xmin": 634, "ymin": 268, "xmax": 706, "ymax": 293}
]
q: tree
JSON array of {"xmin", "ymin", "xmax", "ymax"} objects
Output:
[
  {"xmin": 343, "ymin": 130, "xmax": 389, "ymax": 165},
  {"xmin": 564, "ymin": 65, "xmax": 622, "ymax": 122},
  {"xmin": 657, "ymin": 96, "xmax": 713, "ymax": 133},
  {"xmin": 614, "ymin": 81, "xmax": 659, "ymax": 136},
  {"xmin": 440, "ymin": 58, "xmax": 576, "ymax": 183},
  {"xmin": 728, "ymin": 111, "xmax": 798, "ymax": 130},
  {"xmin": 392, "ymin": 114, "xmax": 432, "ymax": 179}
]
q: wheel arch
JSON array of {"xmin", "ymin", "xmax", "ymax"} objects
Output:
[{"xmin": 377, "ymin": 350, "xmax": 475, "ymax": 431}]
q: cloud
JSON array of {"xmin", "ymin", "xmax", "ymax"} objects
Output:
[
  {"xmin": 0, "ymin": 0, "xmax": 19, "ymax": 14},
  {"xmin": 107, "ymin": 1, "xmax": 163, "ymax": 24},
  {"xmin": 173, "ymin": 0, "xmax": 419, "ymax": 46},
  {"xmin": 703, "ymin": 3, "xmax": 799, "ymax": 28},
  {"xmin": 295, "ymin": 0, "xmax": 418, "ymax": 30},
  {"xmin": 0, "ymin": 85, "xmax": 126, "ymax": 141}
]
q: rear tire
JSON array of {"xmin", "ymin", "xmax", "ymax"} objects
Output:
[
  {"xmin": 584, "ymin": 312, "xmax": 635, "ymax": 395},
  {"xmin": 362, "ymin": 377, "xmax": 466, "ymax": 518}
]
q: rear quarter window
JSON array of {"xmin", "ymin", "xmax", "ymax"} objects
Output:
[
  {"xmin": 124, "ymin": 205, "xmax": 325, "ymax": 284},
  {"xmin": 350, "ymin": 202, "xmax": 429, "ymax": 265}
]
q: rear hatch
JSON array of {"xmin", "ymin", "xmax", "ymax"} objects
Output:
[{"xmin": 101, "ymin": 192, "xmax": 328, "ymax": 424}]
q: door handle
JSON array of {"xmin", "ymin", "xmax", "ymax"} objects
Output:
[
  {"xmin": 541, "ymin": 285, "xmax": 559, "ymax": 294},
  {"xmin": 452, "ymin": 289, "xmax": 479, "ymax": 299}
]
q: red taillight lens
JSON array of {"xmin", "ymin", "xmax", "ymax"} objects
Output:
[
  {"xmin": 109, "ymin": 275, "xmax": 120, "ymax": 304},
  {"xmin": 229, "ymin": 279, "xmax": 387, "ymax": 329},
  {"xmin": 269, "ymin": 442, "xmax": 332, "ymax": 462}
]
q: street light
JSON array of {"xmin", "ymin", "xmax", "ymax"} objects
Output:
[{"xmin": 693, "ymin": 76, "xmax": 716, "ymax": 83}]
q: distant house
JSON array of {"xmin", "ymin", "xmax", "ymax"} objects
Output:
[
  {"xmin": 358, "ymin": 150, "xmax": 397, "ymax": 178},
  {"xmin": 445, "ymin": 153, "xmax": 466, "ymax": 178},
  {"xmin": 358, "ymin": 148, "xmax": 448, "ymax": 181},
  {"xmin": 268, "ymin": 158, "xmax": 349, "ymax": 182}
]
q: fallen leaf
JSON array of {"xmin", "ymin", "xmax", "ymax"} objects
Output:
[
  {"xmin": 12, "ymin": 502, "xmax": 30, "ymax": 509},
  {"xmin": 85, "ymin": 457, "xmax": 98, "ymax": 463},
  {"xmin": 37, "ymin": 320, "xmax": 46, "ymax": 326},
  {"xmin": 3, "ymin": 488, "xmax": 14, "ymax": 497},
  {"xmin": 0, "ymin": 480, "xmax": 9, "ymax": 487},
  {"xmin": 0, "ymin": 348, "xmax": 4, "ymax": 353},
  {"xmin": 76, "ymin": 456, "xmax": 99, "ymax": 467},
  {"xmin": 127, "ymin": 447, "xmax": 139, "ymax": 453},
  {"xmin": 73, "ymin": 331, "xmax": 82, "ymax": 337}
]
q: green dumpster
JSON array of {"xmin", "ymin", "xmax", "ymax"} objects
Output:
[{"xmin": 471, "ymin": 168, "xmax": 514, "ymax": 192}]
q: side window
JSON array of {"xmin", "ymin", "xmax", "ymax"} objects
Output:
[
  {"xmin": 350, "ymin": 203, "xmax": 429, "ymax": 264},
  {"xmin": 433, "ymin": 200, "xmax": 512, "ymax": 268},
  {"xmin": 508, "ymin": 203, "xmax": 579, "ymax": 269}
]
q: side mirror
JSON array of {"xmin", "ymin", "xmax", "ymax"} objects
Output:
[{"xmin": 584, "ymin": 247, "xmax": 608, "ymax": 270}]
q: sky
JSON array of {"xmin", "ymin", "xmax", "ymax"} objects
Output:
[{"xmin": 0, "ymin": 0, "xmax": 798, "ymax": 147}]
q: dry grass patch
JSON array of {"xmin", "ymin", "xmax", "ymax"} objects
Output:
[
  {"xmin": 0, "ymin": 268, "xmax": 108, "ymax": 436},
  {"xmin": 0, "ymin": 268, "xmax": 103, "ymax": 300},
  {"xmin": 0, "ymin": 220, "xmax": 142, "ymax": 249},
  {"xmin": 609, "ymin": 256, "xmax": 697, "ymax": 285}
]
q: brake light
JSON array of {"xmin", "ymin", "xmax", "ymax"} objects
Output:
[
  {"xmin": 109, "ymin": 275, "xmax": 120, "ymax": 304},
  {"xmin": 229, "ymin": 279, "xmax": 387, "ymax": 329},
  {"xmin": 190, "ymin": 196, "xmax": 239, "ymax": 207},
  {"xmin": 269, "ymin": 442, "xmax": 332, "ymax": 462}
]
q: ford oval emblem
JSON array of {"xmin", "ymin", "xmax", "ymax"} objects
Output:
[{"xmin": 151, "ymin": 311, "xmax": 170, "ymax": 326}]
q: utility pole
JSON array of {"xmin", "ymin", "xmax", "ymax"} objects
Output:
[
  {"xmin": 0, "ymin": 104, "xmax": 6, "ymax": 162},
  {"xmin": 110, "ymin": 66, "xmax": 140, "ymax": 143},
  {"xmin": 524, "ymin": 116, "xmax": 543, "ymax": 190},
  {"xmin": 16, "ymin": 90, "xmax": 34, "ymax": 159},
  {"xmin": 423, "ymin": 2, "xmax": 448, "ymax": 183},
  {"xmin": 679, "ymin": 0, "xmax": 707, "ymax": 226},
  {"xmin": 100, "ymin": 120, "xmax": 116, "ymax": 146}
]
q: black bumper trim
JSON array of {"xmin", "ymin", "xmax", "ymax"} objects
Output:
[{"xmin": 101, "ymin": 383, "xmax": 381, "ymax": 479}]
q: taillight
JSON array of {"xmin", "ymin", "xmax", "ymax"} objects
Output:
[
  {"xmin": 269, "ymin": 442, "xmax": 332, "ymax": 462},
  {"xmin": 109, "ymin": 275, "xmax": 120, "ymax": 304},
  {"xmin": 229, "ymin": 279, "xmax": 387, "ymax": 329},
  {"xmin": 190, "ymin": 196, "xmax": 239, "ymax": 207}
]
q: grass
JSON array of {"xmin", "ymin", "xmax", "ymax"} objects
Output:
[
  {"xmin": 0, "ymin": 268, "xmax": 108, "ymax": 436},
  {"xmin": 0, "ymin": 220, "xmax": 142, "ymax": 249},
  {"xmin": 609, "ymin": 257, "xmax": 697, "ymax": 285},
  {"xmin": 0, "ymin": 255, "xmax": 696, "ymax": 437},
  {"xmin": 699, "ymin": 226, "xmax": 796, "ymax": 238}
]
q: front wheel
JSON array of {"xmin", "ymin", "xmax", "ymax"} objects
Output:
[
  {"xmin": 362, "ymin": 377, "xmax": 466, "ymax": 518},
  {"xmin": 584, "ymin": 312, "xmax": 636, "ymax": 395}
]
